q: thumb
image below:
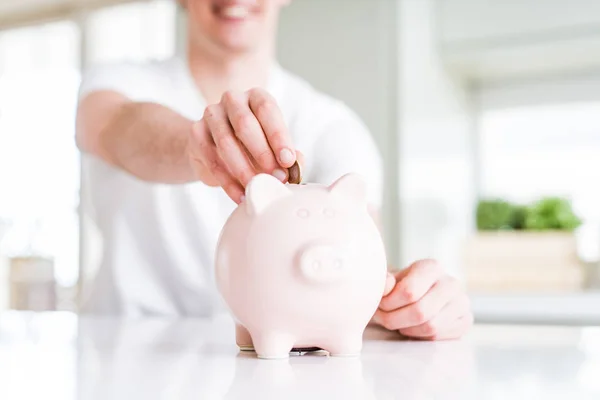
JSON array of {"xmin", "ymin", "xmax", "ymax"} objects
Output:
[{"xmin": 382, "ymin": 272, "xmax": 396, "ymax": 297}]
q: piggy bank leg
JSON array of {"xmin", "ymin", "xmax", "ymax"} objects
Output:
[
  {"xmin": 236, "ymin": 323, "xmax": 254, "ymax": 351},
  {"xmin": 252, "ymin": 331, "xmax": 295, "ymax": 359},
  {"xmin": 324, "ymin": 333, "xmax": 363, "ymax": 357}
]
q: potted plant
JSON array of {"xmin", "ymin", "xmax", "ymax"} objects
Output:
[{"xmin": 463, "ymin": 197, "xmax": 584, "ymax": 292}]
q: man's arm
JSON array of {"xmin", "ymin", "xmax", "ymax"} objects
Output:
[
  {"xmin": 76, "ymin": 87, "xmax": 297, "ymax": 202},
  {"xmin": 76, "ymin": 90, "xmax": 207, "ymax": 184}
]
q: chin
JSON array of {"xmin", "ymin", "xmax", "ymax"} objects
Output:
[{"xmin": 216, "ymin": 35, "xmax": 261, "ymax": 53}]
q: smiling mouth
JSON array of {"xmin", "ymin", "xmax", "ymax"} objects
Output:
[{"xmin": 213, "ymin": 4, "xmax": 252, "ymax": 20}]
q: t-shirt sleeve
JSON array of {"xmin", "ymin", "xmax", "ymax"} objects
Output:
[
  {"xmin": 78, "ymin": 62, "xmax": 159, "ymax": 102},
  {"xmin": 306, "ymin": 102, "xmax": 384, "ymax": 209}
]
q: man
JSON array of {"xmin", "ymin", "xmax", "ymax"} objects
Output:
[{"xmin": 76, "ymin": 0, "xmax": 472, "ymax": 340}]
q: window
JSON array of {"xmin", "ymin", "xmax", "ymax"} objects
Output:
[
  {"xmin": 86, "ymin": 0, "xmax": 176, "ymax": 64},
  {"xmin": 0, "ymin": 0, "xmax": 177, "ymax": 311},
  {"xmin": 0, "ymin": 22, "xmax": 81, "ymax": 309},
  {"xmin": 479, "ymin": 102, "xmax": 600, "ymax": 219},
  {"xmin": 468, "ymin": 102, "xmax": 600, "ymax": 296}
]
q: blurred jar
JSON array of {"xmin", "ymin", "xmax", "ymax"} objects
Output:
[
  {"xmin": 3, "ymin": 219, "xmax": 56, "ymax": 311},
  {"xmin": 9, "ymin": 256, "xmax": 56, "ymax": 311}
]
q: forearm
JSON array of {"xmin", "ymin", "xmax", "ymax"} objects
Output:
[{"xmin": 82, "ymin": 98, "xmax": 196, "ymax": 184}]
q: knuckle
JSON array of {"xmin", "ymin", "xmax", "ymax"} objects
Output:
[
  {"xmin": 235, "ymin": 113, "xmax": 255, "ymax": 133},
  {"xmin": 247, "ymin": 87, "xmax": 263, "ymax": 98},
  {"xmin": 256, "ymin": 149, "xmax": 276, "ymax": 168},
  {"xmin": 399, "ymin": 285, "xmax": 417, "ymax": 303},
  {"xmin": 422, "ymin": 321, "xmax": 437, "ymax": 336},
  {"xmin": 207, "ymin": 158, "xmax": 220, "ymax": 173},
  {"xmin": 204, "ymin": 104, "xmax": 219, "ymax": 119},
  {"xmin": 255, "ymin": 97, "xmax": 274, "ymax": 117},
  {"xmin": 216, "ymin": 135, "xmax": 234, "ymax": 151},
  {"xmin": 411, "ymin": 305, "xmax": 428, "ymax": 324},
  {"xmin": 221, "ymin": 90, "xmax": 237, "ymax": 104},
  {"xmin": 268, "ymin": 129, "xmax": 285, "ymax": 144}
]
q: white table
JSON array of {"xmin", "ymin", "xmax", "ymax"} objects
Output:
[{"xmin": 1, "ymin": 311, "xmax": 599, "ymax": 400}]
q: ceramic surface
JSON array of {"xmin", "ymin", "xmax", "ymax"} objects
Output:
[{"xmin": 215, "ymin": 173, "xmax": 388, "ymax": 358}]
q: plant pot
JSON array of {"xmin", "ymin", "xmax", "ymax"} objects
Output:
[{"xmin": 462, "ymin": 231, "xmax": 584, "ymax": 293}]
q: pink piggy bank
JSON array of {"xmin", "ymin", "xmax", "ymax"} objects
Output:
[{"xmin": 215, "ymin": 173, "xmax": 388, "ymax": 359}]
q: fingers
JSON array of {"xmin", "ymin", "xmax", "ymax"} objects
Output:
[
  {"xmin": 379, "ymin": 259, "xmax": 444, "ymax": 312},
  {"xmin": 189, "ymin": 88, "xmax": 295, "ymax": 203},
  {"xmin": 383, "ymin": 273, "xmax": 396, "ymax": 297},
  {"xmin": 188, "ymin": 121, "xmax": 219, "ymax": 187},
  {"xmin": 190, "ymin": 119, "xmax": 245, "ymax": 203},
  {"xmin": 248, "ymin": 88, "xmax": 296, "ymax": 168},
  {"xmin": 374, "ymin": 276, "xmax": 462, "ymax": 331},
  {"xmin": 221, "ymin": 91, "xmax": 287, "ymax": 180},
  {"xmin": 398, "ymin": 293, "xmax": 472, "ymax": 339},
  {"xmin": 204, "ymin": 103, "xmax": 256, "ymax": 188}
]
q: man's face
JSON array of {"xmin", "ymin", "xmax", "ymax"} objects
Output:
[{"xmin": 183, "ymin": 0, "xmax": 290, "ymax": 53}]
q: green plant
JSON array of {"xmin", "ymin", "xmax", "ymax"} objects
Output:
[
  {"xmin": 511, "ymin": 205, "xmax": 528, "ymax": 230},
  {"xmin": 476, "ymin": 197, "xmax": 582, "ymax": 232},
  {"xmin": 523, "ymin": 197, "xmax": 582, "ymax": 231},
  {"xmin": 476, "ymin": 200, "xmax": 517, "ymax": 230}
]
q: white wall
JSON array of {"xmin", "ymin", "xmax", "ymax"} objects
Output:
[
  {"xmin": 276, "ymin": 0, "xmax": 476, "ymax": 274},
  {"xmin": 398, "ymin": 0, "xmax": 475, "ymax": 276},
  {"xmin": 277, "ymin": 0, "xmax": 401, "ymax": 265}
]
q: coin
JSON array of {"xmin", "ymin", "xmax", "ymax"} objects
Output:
[{"xmin": 287, "ymin": 160, "xmax": 302, "ymax": 184}]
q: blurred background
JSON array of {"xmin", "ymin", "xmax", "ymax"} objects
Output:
[{"xmin": 0, "ymin": 0, "xmax": 599, "ymax": 325}]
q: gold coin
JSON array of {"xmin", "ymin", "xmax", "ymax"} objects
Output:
[{"xmin": 287, "ymin": 161, "xmax": 302, "ymax": 184}]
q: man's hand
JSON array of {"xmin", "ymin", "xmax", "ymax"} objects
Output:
[
  {"xmin": 188, "ymin": 88, "xmax": 298, "ymax": 203},
  {"xmin": 372, "ymin": 259, "xmax": 473, "ymax": 340}
]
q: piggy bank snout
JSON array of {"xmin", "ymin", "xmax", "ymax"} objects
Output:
[{"xmin": 298, "ymin": 243, "xmax": 347, "ymax": 283}]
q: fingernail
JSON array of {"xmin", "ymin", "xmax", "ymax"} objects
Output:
[
  {"xmin": 272, "ymin": 168, "xmax": 287, "ymax": 182},
  {"xmin": 279, "ymin": 148, "xmax": 295, "ymax": 165}
]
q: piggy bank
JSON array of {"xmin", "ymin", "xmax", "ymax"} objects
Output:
[{"xmin": 214, "ymin": 173, "xmax": 388, "ymax": 359}]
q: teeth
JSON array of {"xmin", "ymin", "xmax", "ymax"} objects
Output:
[{"xmin": 221, "ymin": 5, "xmax": 249, "ymax": 18}]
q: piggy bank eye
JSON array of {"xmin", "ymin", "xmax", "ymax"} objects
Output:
[
  {"xmin": 297, "ymin": 208, "xmax": 310, "ymax": 218},
  {"xmin": 323, "ymin": 208, "xmax": 335, "ymax": 218}
]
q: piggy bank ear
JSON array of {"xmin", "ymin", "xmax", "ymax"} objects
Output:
[
  {"xmin": 245, "ymin": 173, "xmax": 292, "ymax": 215},
  {"xmin": 328, "ymin": 173, "xmax": 367, "ymax": 205}
]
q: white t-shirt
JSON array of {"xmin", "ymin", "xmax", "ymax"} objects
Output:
[{"xmin": 78, "ymin": 56, "xmax": 383, "ymax": 317}]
